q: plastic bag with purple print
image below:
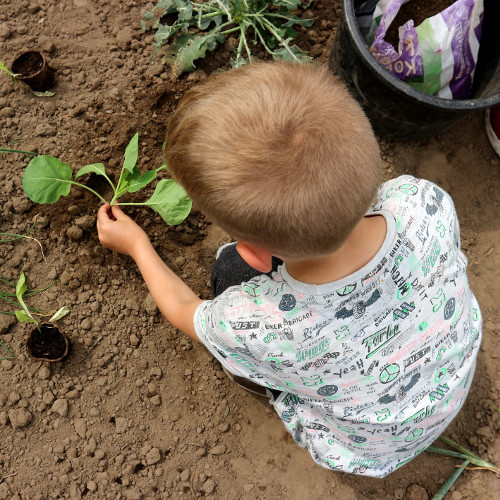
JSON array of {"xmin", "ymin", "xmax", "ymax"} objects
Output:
[{"xmin": 356, "ymin": 0, "xmax": 484, "ymax": 99}]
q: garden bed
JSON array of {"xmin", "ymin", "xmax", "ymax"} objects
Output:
[{"xmin": 0, "ymin": 0, "xmax": 499, "ymax": 499}]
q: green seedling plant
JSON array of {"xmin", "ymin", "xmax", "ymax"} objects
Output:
[
  {"xmin": 22, "ymin": 133, "xmax": 192, "ymax": 225},
  {"xmin": 141, "ymin": 0, "xmax": 313, "ymax": 76},
  {"xmin": 0, "ymin": 59, "xmax": 54, "ymax": 97},
  {"xmin": 0, "ymin": 60, "xmax": 19, "ymax": 83},
  {"xmin": 0, "ymin": 273, "xmax": 69, "ymax": 328},
  {"xmin": 0, "ymin": 232, "xmax": 68, "ymax": 359},
  {"xmin": 427, "ymin": 435, "xmax": 500, "ymax": 499}
]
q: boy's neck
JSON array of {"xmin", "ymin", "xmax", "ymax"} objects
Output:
[{"xmin": 282, "ymin": 215, "xmax": 387, "ymax": 285}]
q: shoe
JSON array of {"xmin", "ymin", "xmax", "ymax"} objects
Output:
[
  {"xmin": 215, "ymin": 241, "xmax": 237, "ymax": 260},
  {"xmin": 486, "ymin": 105, "xmax": 500, "ymax": 157},
  {"xmin": 222, "ymin": 367, "xmax": 270, "ymax": 398}
]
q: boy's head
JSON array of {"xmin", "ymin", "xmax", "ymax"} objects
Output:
[{"xmin": 165, "ymin": 62, "xmax": 381, "ymax": 259}]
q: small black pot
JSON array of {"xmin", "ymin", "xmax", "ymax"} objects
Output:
[
  {"xmin": 27, "ymin": 323, "xmax": 70, "ymax": 362},
  {"xmin": 11, "ymin": 51, "xmax": 50, "ymax": 91}
]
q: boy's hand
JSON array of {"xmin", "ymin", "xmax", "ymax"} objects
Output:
[
  {"xmin": 97, "ymin": 204, "xmax": 149, "ymax": 258},
  {"xmin": 96, "ymin": 203, "xmax": 202, "ymax": 342}
]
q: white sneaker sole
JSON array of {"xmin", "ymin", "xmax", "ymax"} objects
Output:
[
  {"xmin": 215, "ymin": 241, "xmax": 237, "ymax": 260},
  {"xmin": 485, "ymin": 108, "xmax": 500, "ymax": 158}
]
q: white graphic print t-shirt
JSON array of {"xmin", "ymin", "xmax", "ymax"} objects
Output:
[{"xmin": 194, "ymin": 176, "xmax": 482, "ymax": 477}]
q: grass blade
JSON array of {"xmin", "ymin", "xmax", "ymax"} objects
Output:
[
  {"xmin": 438, "ymin": 436, "xmax": 499, "ymax": 472},
  {"xmin": 0, "ymin": 277, "xmax": 16, "ymax": 287},
  {"xmin": 427, "ymin": 437, "xmax": 500, "ymax": 473},
  {"xmin": 0, "ymin": 340, "xmax": 14, "ymax": 360},
  {"xmin": 431, "ymin": 459, "xmax": 470, "ymax": 500},
  {"xmin": 426, "ymin": 446, "xmax": 468, "ymax": 460},
  {"xmin": 0, "ymin": 147, "xmax": 36, "ymax": 156}
]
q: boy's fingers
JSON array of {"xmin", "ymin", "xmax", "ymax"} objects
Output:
[
  {"xmin": 110, "ymin": 205, "xmax": 124, "ymax": 219},
  {"xmin": 97, "ymin": 203, "xmax": 111, "ymax": 221}
]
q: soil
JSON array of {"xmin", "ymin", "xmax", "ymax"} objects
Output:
[
  {"xmin": 27, "ymin": 324, "xmax": 69, "ymax": 362},
  {"xmin": 385, "ymin": 0, "xmax": 456, "ymax": 48},
  {"xmin": 0, "ymin": 1, "xmax": 500, "ymax": 500},
  {"xmin": 11, "ymin": 52, "xmax": 44, "ymax": 78}
]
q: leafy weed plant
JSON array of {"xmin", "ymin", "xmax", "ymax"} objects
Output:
[
  {"xmin": 141, "ymin": 0, "xmax": 313, "ymax": 75},
  {"xmin": 22, "ymin": 133, "xmax": 192, "ymax": 225}
]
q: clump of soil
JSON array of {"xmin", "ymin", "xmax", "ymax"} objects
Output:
[
  {"xmin": 385, "ymin": 0, "xmax": 456, "ymax": 48},
  {"xmin": 26, "ymin": 323, "xmax": 69, "ymax": 361}
]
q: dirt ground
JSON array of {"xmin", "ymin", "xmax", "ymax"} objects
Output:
[{"xmin": 1, "ymin": 0, "xmax": 499, "ymax": 499}]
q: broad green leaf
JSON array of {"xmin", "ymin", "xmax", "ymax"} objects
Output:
[
  {"xmin": 152, "ymin": 0, "xmax": 177, "ymax": 12},
  {"xmin": 0, "ymin": 61, "xmax": 19, "ymax": 81},
  {"xmin": 230, "ymin": 52, "xmax": 247, "ymax": 68},
  {"xmin": 153, "ymin": 23, "xmax": 185, "ymax": 58},
  {"xmin": 23, "ymin": 155, "xmax": 73, "ymax": 204},
  {"xmin": 175, "ymin": 0, "xmax": 193, "ymax": 21},
  {"xmin": 127, "ymin": 170, "xmax": 157, "ymax": 193},
  {"xmin": 143, "ymin": 179, "xmax": 192, "ymax": 225},
  {"xmin": 31, "ymin": 90, "xmax": 55, "ymax": 97},
  {"xmin": 164, "ymin": 32, "xmax": 193, "ymax": 64},
  {"xmin": 272, "ymin": 42, "xmax": 313, "ymax": 63},
  {"xmin": 199, "ymin": 15, "xmax": 223, "ymax": 30},
  {"xmin": 75, "ymin": 163, "xmax": 107, "ymax": 179},
  {"xmin": 273, "ymin": 0, "xmax": 302, "ymax": 10},
  {"xmin": 49, "ymin": 305, "xmax": 70, "ymax": 322},
  {"xmin": 122, "ymin": 133, "xmax": 139, "ymax": 174},
  {"xmin": 116, "ymin": 165, "xmax": 142, "ymax": 195},
  {"xmin": 171, "ymin": 33, "xmax": 219, "ymax": 75},
  {"xmin": 15, "ymin": 273, "xmax": 27, "ymax": 303},
  {"xmin": 282, "ymin": 16, "xmax": 314, "ymax": 28},
  {"xmin": 15, "ymin": 310, "xmax": 35, "ymax": 323},
  {"xmin": 15, "ymin": 273, "xmax": 32, "ymax": 321}
]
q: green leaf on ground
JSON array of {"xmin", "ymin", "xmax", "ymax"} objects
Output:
[
  {"xmin": 272, "ymin": 42, "xmax": 313, "ymax": 63},
  {"xmin": 22, "ymin": 156, "xmax": 73, "ymax": 204},
  {"xmin": 49, "ymin": 305, "xmax": 70, "ymax": 322},
  {"xmin": 127, "ymin": 170, "xmax": 157, "ymax": 193},
  {"xmin": 142, "ymin": 179, "xmax": 192, "ymax": 225},
  {"xmin": 167, "ymin": 32, "xmax": 221, "ymax": 75},
  {"xmin": 122, "ymin": 133, "xmax": 139, "ymax": 173},
  {"xmin": 75, "ymin": 163, "xmax": 107, "ymax": 179}
]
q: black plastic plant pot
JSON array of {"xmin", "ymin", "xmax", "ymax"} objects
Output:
[
  {"xmin": 330, "ymin": 0, "xmax": 500, "ymax": 139},
  {"xmin": 27, "ymin": 323, "xmax": 70, "ymax": 362},
  {"xmin": 11, "ymin": 51, "xmax": 49, "ymax": 91}
]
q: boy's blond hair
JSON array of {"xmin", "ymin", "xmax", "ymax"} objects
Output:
[{"xmin": 165, "ymin": 62, "xmax": 381, "ymax": 259}]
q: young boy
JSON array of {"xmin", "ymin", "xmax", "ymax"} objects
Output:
[{"xmin": 96, "ymin": 62, "xmax": 482, "ymax": 477}]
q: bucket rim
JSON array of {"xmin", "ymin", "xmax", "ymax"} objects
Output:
[{"xmin": 343, "ymin": 0, "xmax": 500, "ymax": 110}]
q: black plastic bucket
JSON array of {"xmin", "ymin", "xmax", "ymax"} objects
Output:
[{"xmin": 330, "ymin": 0, "xmax": 500, "ymax": 139}]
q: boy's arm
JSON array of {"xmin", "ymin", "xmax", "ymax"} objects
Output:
[{"xmin": 96, "ymin": 204, "xmax": 203, "ymax": 342}]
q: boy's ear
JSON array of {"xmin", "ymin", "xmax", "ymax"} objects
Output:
[{"xmin": 236, "ymin": 242, "xmax": 273, "ymax": 273}]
